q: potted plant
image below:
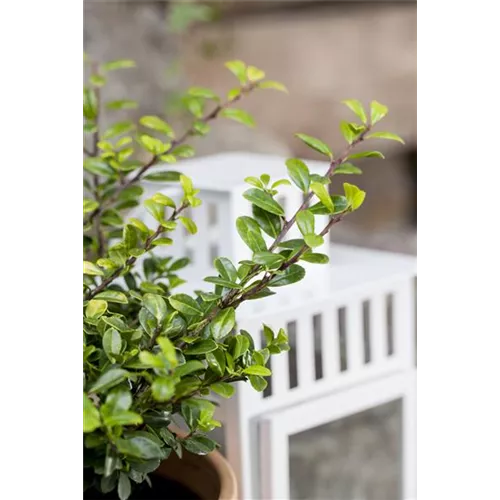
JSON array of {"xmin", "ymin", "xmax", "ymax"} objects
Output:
[{"xmin": 83, "ymin": 56, "xmax": 403, "ymax": 500}]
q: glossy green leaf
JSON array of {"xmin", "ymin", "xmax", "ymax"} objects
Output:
[
  {"xmin": 157, "ymin": 337, "xmax": 178, "ymax": 367},
  {"xmin": 90, "ymin": 369, "xmax": 129, "ymax": 393},
  {"xmin": 85, "ymin": 299, "xmax": 107, "ymax": 319},
  {"xmin": 185, "ymin": 340, "xmax": 218, "ymax": 355},
  {"xmin": 94, "ymin": 291, "xmax": 128, "ymax": 304},
  {"xmin": 118, "ymin": 473, "xmax": 132, "ymax": 500},
  {"xmin": 285, "ymin": 158, "xmax": 310, "ymax": 193},
  {"xmin": 103, "ymin": 121, "xmax": 134, "ymax": 140},
  {"xmin": 295, "ymin": 133, "xmax": 333, "ymax": 160},
  {"xmin": 172, "ymin": 145, "xmax": 195, "ymax": 158},
  {"xmin": 236, "ymin": 216, "xmax": 267, "ymax": 253},
  {"xmin": 210, "ymin": 307, "xmax": 236, "ymax": 340},
  {"xmin": 304, "ymin": 234, "xmax": 324, "ymax": 248},
  {"xmin": 143, "ymin": 171, "xmax": 182, "ymax": 182},
  {"xmin": 152, "ymin": 377, "xmax": 175, "ymax": 402},
  {"xmin": 334, "ymin": 163, "xmax": 362, "ymax": 175},
  {"xmin": 343, "ymin": 182, "xmax": 367, "ymax": 210},
  {"xmin": 169, "ymin": 294, "xmax": 203, "ymax": 316},
  {"xmin": 204, "ymin": 276, "xmax": 241, "ymax": 289},
  {"xmin": 221, "ymin": 108, "xmax": 255, "ymax": 128},
  {"xmin": 231, "ymin": 335, "xmax": 250, "ymax": 359},
  {"xmin": 183, "ymin": 436, "xmax": 217, "ymax": 455},
  {"xmin": 116, "ymin": 436, "xmax": 163, "ymax": 460},
  {"xmin": 144, "ymin": 199, "xmax": 165, "ymax": 223},
  {"xmin": 243, "ymin": 188, "xmax": 284, "ymax": 216},
  {"xmin": 103, "ymin": 411, "xmax": 143, "ymax": 427},
  {"xmin": 83, "ymin": 394, "xmax": 101, "ymax": 433},
  {"xmin": 249, "ymin": 375, "xmax": 268, "ymax": 392},
  {"xmin": 179, "ymin": 217, "xmax": 197, "ymax": 235},
  {"xmin": 138, "ymin": 134, "xmax": 166, "ymax": 155},
  {"xmin": 83, "ymin": 261, "xmax": 103, "ymax": 276},
  {"xmin": 83, "ymin": 158, "xmax": 115, "ymax": 177},
  {"xmin": 243, "ymin": 365, "xmax": 272, "ymax": 376},
  {"xmin": 342, "ymin": 99, "xmax": 367, "ymax": 124},
  {"xmin": 311, "ymin": 182, "xmax": 334, "ymax": 213},
  {"xmin": 296, "ymin": 210, "xmax": 315, "ymax": 236},
  {"xmin": 366, "ymin": 131, "xmax": 405, "ymax": 144},
  {"xmin": 214, "ymin": 257, "xmax": 238, "ymax": 283},
  {"xmin": 300, "ymin": 252, "xmax": 330, "ymax": 264},
  {"xmin": 211, "ymin": 382, "xmax": 235, "ymax": 398},
  {"xmin": 175, "ymin": 360, "xmax": 205, "ymax": 378},
  {"xmin": 348, "ymin": 150, "xmax": 385, "ymax": 159},
  {"xmin": 370, "ymin": 100, "xmax": 388, "ymax": 125},
  {"xmin": 252, "ymin": 251, "xmax": 285, "ymax": 268},
  {"xmin": 251, "ymin": 205, "xmax": 281, "ymax": 238},
  {"xmin": 152, "ymin": 193, "xmax": 176, "ymax": 208},
  {"xmin": 340, "ymin": 120, "xmax": 356, "ymax": 144},
  {"xmin": 139, "ymin": 115, "xmax": 174, "ymax": 137},
  {"xmin": 268, "ymin": 264, "xmax": 306, "ymax": 287},
  {"xmin": 83, "ymin": 199, "xmax": 99, "ymax": 214},
  {"xmin": 143, "ymin": 293, "xmax": 168, "ymax": 323},
  {"xmin": 103, "ymin": 329, "xmax": 122, "ymax": 358},
  {"xmin": 207, "ymin": 348, "xmax": 226, "ymax": 376}
]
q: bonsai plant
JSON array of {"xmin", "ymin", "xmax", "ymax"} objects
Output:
[{"xmin": 83, "ymin": 56, "xmax": 403, "ymax": 500}]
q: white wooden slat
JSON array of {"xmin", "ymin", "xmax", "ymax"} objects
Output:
[
  {"xmin": 393, "ymin": 279, "xmax": 414, "ymax": 368},
  {"xmin": 321, "ymin": 308, "xmax": 340, "ymax": 381},
  {"xmin": 296, "ymin": 314, "xmax": 316, "ymax": 388},
  {"xmin": 346, "ymin": 299, "xmax": 364, "ymax": 373},
  {"xmin": 370, "ymin": 293, "xmax": 388, "ymax": 367}
]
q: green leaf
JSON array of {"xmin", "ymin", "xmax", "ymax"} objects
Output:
[
  {"xmin": 334, "ymin": 163, "xmax": 362, "ymax": 175},
  {"xmin": 249, "ymin": 375, "xmax": 268, "ymax": 392},
  {"xmin": 277, "ymin": 239, "xmax": 305, "ymax": 250},
  {"xmin": 342, "ymin": 99, "xmax": 367, "ymax": 124},
  {"xmin": 183, "ymin": 436, "xmax": 217, "ymax": 455},
  {"xmin": 188, "ymin": 86, "xmax": 219, "ymax": 101},
  {"xmin": 152, "ymin": 238, "xmax": 173, "ymax": 247},
  {"xmin": 243, "ymin": 188, "xmax": 285, "ymax": 216},
  {"xmin": 370, "ymin": 100, "xmax": 388, "ymax": 125},
  {"xmin": 83, "ymin": 394, "xmax": 101, "ymax": 432},
  {"xmin": 211, "ymin": 382, "xmax": 235, "ymax": 398},
  {"xmin": 103, "ymin": 121, "xmax": 134, "ymax": 140},
  {"xmin": 102, "ymin": 59, "xmax": 136, "ymax": 71},
  {"xmin": 232, "ymin": 335, "xmax": 250, "ymax": 359},
  {"xmin": 169, "ymin": 294, "xmax": 203, "ymax": 316},
  {"xmin": 304, "ymin": 234, "xmax": 324, "ymax": 248},
  {"xmin": 94, "ymin": 291, "xmax": 128, "ymax": 304},
  {"xmin": 236, "ymin": 216, "xmax": 267, "ymax": 253},
  {"xmin": 85, "ymin": 299, "xmax": 107, "ymax": 319},
  {"xmin": 296, "ymin": 210, "xmax": 315, "ymax": 236},
  {"xmin": 243, "ymin": 365, "xmax": 272, "ymax": 376},
  {"xmin": 83, "ymin": 261, "xmax": 103, "ymax": 276},
  {"xmin": 143, "ymin": 171, "xmax": 182, "ymax": 182},
  {"xmin": 144, "ymin": 199, "xmax": 165, "ymax": 223},
  {"xmin": 311, "ymin": 182, "xmax": 334, "ymax": 213},
  {"xmin": 179, "ymin": 216, "xmax": 198, "ymax": 235},
  {"xmin": 144, "ymin": 293, "xmax": 168, "ymax": 323},
  {"xmin": 103, "ymin": 329, "xmax": 122, "ymax": 358},
  {"xmin": 83, "ymin": 199, "xmax": 99, "ymax": 214},
  {"xmin": 221, "ymin": 108, "xmax": 255, "ymax": 128},
  {"xmin": 138, "ymin": 134, "xmax": 166, "ymax": 155},
  {"xmin": 138, "ymin": 352, "xmax": 165, "ymax": 369},
  {"xmin": 252, "ymin": 251, "xmax": 285, "ymax": 268},
  {"xmin": 301, "ymin": 252, "xmax": 330, "ymax": 264},
  {"xmin": 224, "ymin": 60, "xmax": 247, "ymax": 84},
  {"xmin": 90, "ymin": 74, "xmax": 106, "ymax": 87},
  {"xmin": 252, "ymin": 205, "xmax": 282, "ymax": 238},
  {"xmin": 295, "ymin": 133, "xmax": 333, "ymax": 160},
  {"xmin": 343, "ymin": 182, "xmax": 367, "ymax": 210},
  {"xmin": 103, "ymin": 388, "xmax": 132, "ymax": 413},
  {"xmin": 106, "ymin": 99, "xmax": 138, "ymax": 111},
  {"xmin": 90, "ymin": 369, "xmax": 129, "ymax": 393},
  {"xmin": 247, "ymin": 65, "xmax": 265, "ymax": 81},
  {"xmin": 172, "ymin": 145, "xmax": 195, "ymax": 158},
  {"xmin": 348, "ymin": 150, "xmax": 385, "ymax": 159},
  {"xmin": 157, "ymin": 337, "xmax": 178, "ymax": 367},
  {"xmin": 175, "ymin": 360, "xmax": 205, "ymax": 378},
  {"xmin": 340, "ymin": 121, "xmax": 356, "ymax": 144},
  {"xmin": 118, "ymin": 473, "xmax": 132, "ymax": 500},
  {"xmin": 139, "ymin": 115, "xmax": 174, "ymax": 137},
  {"xmin": 185, "ymin": 340, "xmax": 218, "ymax": 355},
  {"xmin": 258, "ymin": 80, "xmax": 288, "ymax": 93},
  {"xmin": 103, "ymin": 411, "xmax": 143, "ymax": 427},
  {"xmin": 207, "ymin": 348, "xmax": 226, "ymax": 376},
  {"xmin": 285, "ymin": 158, "xmax": 310, "ymax": 193},
  {"xmin": 116, "ymin": 436, "xmax": 163, "ymax": 460},
  {"xmin": 214, "ymin": 257, "xmax": 238, "ymax": 283},
  {"xmin": 268, "ymin": 264, "xmax": 306, "ymax": 287},
  {"xmin": 152, "ymin": 193, "xmax": 176, "ymax": 208},
  {"xmin": 83, "ymin": 87, "xmax": 98, "ymax": 120},
  {"xmin": 152, "ymin": 377, "xmax": 175, "ymax": 402},
  {"xmin": 204, "ymin": 276, "xmax": 241, "ymax": 289},
  {"xmin": 271, "ymin": 179, "xmax": 291, "ymax": 189},
  {"xmin": 210, "ymin": 307, "xmax": 236, "ymax": 340},
  {"xmin": 366, "ymin": 131, "xmax": 405, "ymax": 144},
  {"xmin": 83, "ymin": 158, "xmax": 115, "ymax": 177}
]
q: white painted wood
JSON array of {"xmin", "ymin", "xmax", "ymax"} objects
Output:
[
  {"xmin": 321, "ymin": 308, "xmax": 341, "ymax": 381},
  {"xmin": 403, "ymin": 373, "xmax": 417, "ymax": 500},
  {"xmin": 346, "ymin": 298, "xmax": 364, "ymax": 372},
  {"xmin": 296, "ymin": 315, "xmax": 315, "ymax": 388},
  {"xmin": 370, "ymin": 293, "xmax": 388, "ymax": 367}
]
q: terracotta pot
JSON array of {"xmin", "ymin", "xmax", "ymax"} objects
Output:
[{"xmin": 154, "ymin": 429, "xmax": 238, "ymax": 500}]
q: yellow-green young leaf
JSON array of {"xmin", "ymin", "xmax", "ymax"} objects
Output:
[
  {"xmin": 183, "ymin": 96, "xmax": 204, "ymax": 118},
  {"xmin": 83, "ymin": 158, "xmax": 115, "ymax": 177},
  {"xmin": 343, "ymin": 182, "xmax": 367, "ymax": 211},
  {"xmin": 94, "ymin": 291, "xmax": 128, "ymax": 304},
  {"xmin": 304, "ymin": 234, "xmax": 324, "ymax": 249},
  {"xmin": 258, "ymin": 80, "xmax": 288, "ymax": 93},
  {"xmin": 83, "ymin": 199, "xmax": 99, "ymax": 214},
  {"xmin": 152, "ymin": 377, "xmax": 175, "ymax": 402},
  {"xmin": 179, "ymin": 216, "xmax": 197, "ymax": 235},
  {"xmin": 211, "ymin": 382, "xmax": 235, "ymax": 398},
  {"xmin": 286, "ymin": 158, "xmax": 310, "ymax": 192},
  {"xmin": 144, "ymin": 199, "xmax": 165, "ymax": 222},
  {"xmin": 86, "ymin": 299, "xmax": 107, "ymax": 319},
  {"xmin": 139, "ymin": 351, "xmax": 166, "ymax": 369},
  {"xmin": 249, "ymin": 375, "xmax": 268, "ymax": 392},
  {"xmin": 340, "ymin": 121, "xmax": 356, "ymax": 144},
  {"xmin": 311, "ymin": 182, "xmax": 334, "ymax": 213},
  {"xmin": 103, "ymin": 121, "xmax": 135, "ymax": 140},
  {"xmin": 103, "ymin": 329, "xmax": 122, "ymax": 358},
  {"xmin": 160, "ymin": 154, "xmax": 177, "ymax": 163},
  {"xmin": 296, "ymin": 210, "xmax": 315, "ymax": 236},
  {"xmin": 227, "ymin": 88, "xmax": 241, "ymax": 101},
  {"xmin": 157, "ymin": 337, "xmax": 178, "ymax": 367},
  {"xmin": 295, "ymin": 133, "xmax": 333, "ymax": 160},
  {"xmin": 243, "ymin": 189, "xmax": 285, "ymax": 216},
  {"xmin": 188, "ymin": 86, "xmax": 220, "ymax": 101},
  {"xmin": 143, "ymin": 293, "xmax": 168, "ymax": 322},
  {"xmin": 106, "ymin": 100, "xmax": 138, "ymax": 111},
  {"xmin": 221, "ymin": 108, "xmax": 255, "ymax": 128},
  {"xmin": 247, "ymin": 65, "xmax": 265, "ymax": 82},
  {"xmin": 139, "ymin": 115, "xmax": 175, "ymax": 137},
  {"xmin": 138, "ymin": 134, "xmax": 165, "ymax": 155},
  {"xmin": 225, "ymin": 60, "xmax": 247, "ymax": 84},
  {"xmin": 370, "ymin": 100, "xmax": 388, "ymax": 125},
  {"xmin": 210, "ymin": 307, "xmax": 236, "ymax": 340},
  {"xmin": 334, "ymin": 163, "xmax": 362, "ymax": 175},
  {"xmin": 342, "ymin": 99, "xmax": 367, "ymax": 124},
  {"xmin": 128, "ymin": 218, "xmax": 150, "ymax": 234},
  {"xmin": 83, "ymin": 87, "xmax": 98, "ymax": 120},
  {"xmin": 102, "ymin": 59, "xmax": 136, "ymax": 71},
  {"xmin": 90, "ymin": 74, "xmax": 106, "ymax": 87},
  {"xmin": 83, "ymin": 261, "xmax": 103, "ymax": 276},
  {"xmin": 89, "ymin": 368, "xmax": 130, "ymax": 393},
  {"xmin": 366, "ymin": 132, "xmax": 405, "ymax": 144},
  {"xmin": 180, "ymin": 174, "xmax": 194, "ymax": 196},
  {"xmin": 243, "ymin": 365, "xmax": 272, "ymax": 376},
  {"xmin": 171, "ymin": 145, "xmax": 195, "ymax": 158},
  {"xmin": 152, "ymin": 193, "xmax": 176, "ymax": 208},
  {"xmin": 348, "ymin": 151, "xmax": 385, "ymax": 160},
  {"xmin": 169, "ymin": 294, "xmax": 203, "ymax": 317},
  {"xmin": 83, "ymin": 394, "xmax": 101, "ymax": 433}
]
